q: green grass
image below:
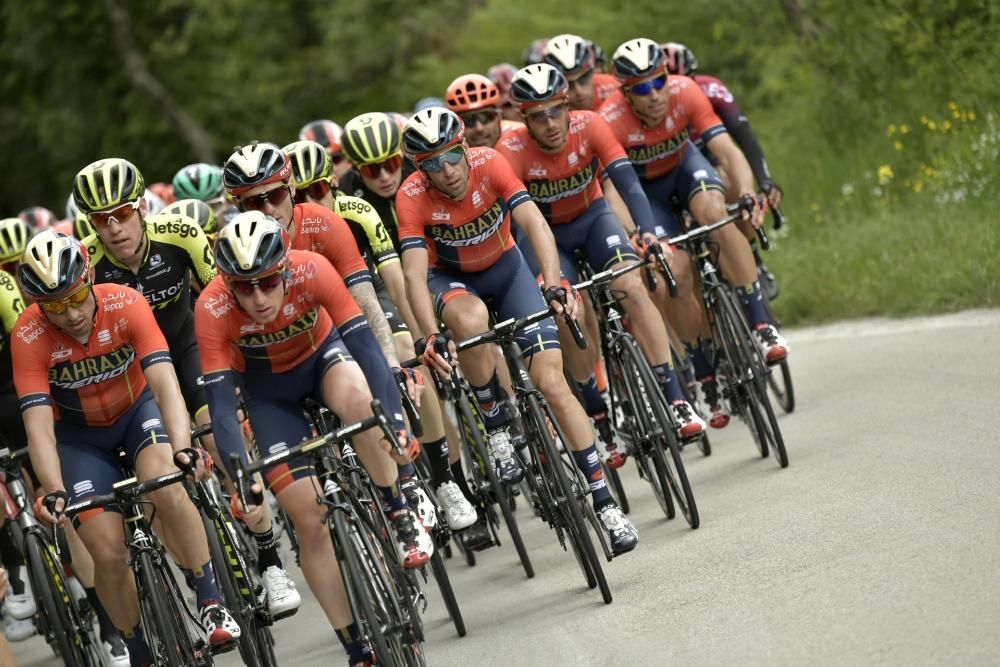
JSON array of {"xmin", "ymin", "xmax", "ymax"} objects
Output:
[{"xmin": 766, "ymin": 197, "xmax": 998, "ymax": 327}]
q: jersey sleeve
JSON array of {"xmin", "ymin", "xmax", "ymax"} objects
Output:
[
  {"xmin": 588, "ymin": 113, "xmax": 629, "ymax": 166},
  {"xmin": 336, "ymin": 195, "xmax": 399, "ymax": 269},
  {"xmin": 124, "ymin": 289, "xmax": 172, "ymax": 367},
  {"xmin": 312, "ymin": 253, "xmax": 364, "ymax": 329},
  {"xmin": 395, "ymin": 179, "xmax": 429, "ymax": 253},
  {"xmin": 194, "ymin": 282, "xmax": 238, "ymax": 376},
  {"xmin": 321, "ymin": 210, "xmax": 372, "ymax": 287},
  {"xmin": 487, "ymin": 150, "xmax": 532, "ymax": 210},
  {"xmin": 682, "ymin": 80, "xmax": 727, "ymax": 143},
  {"xmin": 174, "ymin": 215, "xmax": 217, "ymax": 289},
  {"xmin": 0, "ymin": 272, "xmax": 25, "ymax": 334},
  {"xmin": 11, "ymin": 311, "xmax": 54, "ymax": 410}
]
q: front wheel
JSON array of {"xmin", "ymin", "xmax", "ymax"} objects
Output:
[{"xmin": 136, "ymin": 551, "xmax": 199, "ymax": 667}]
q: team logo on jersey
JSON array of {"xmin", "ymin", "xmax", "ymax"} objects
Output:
[
  {"xmin": 431, "ymin": 209, "xmax": 451, "ymax": 221},
  {"xmin": 237, "ymin": 308, "xmax": 319, "ymax": 348},
  {"xmin": 97, "ymin": 330, "xmax": 112, "ymax": 345},
  {"xmin": 16, "ymin": 318, "xmax": 46, "ymax": 344},
  {"xmin": 73, "ymin": 480, "xmax": 94, "ymax": 496},
  {"xmin": 239, "ymin": 322, "xmax": 265, "ymax": 334},
  {"xmin": 428, "ymin": 200, "xmax": 503, "ymax": 248},
  {"xmin": 50, "ymin": 345, "xmax": 72, "ymax": 362},
  {"xmin": 300, "ymin": 216, "xmax": 330, "ymax": 233},
  {"xmin": 600, "ymin": 105, "xmax": 624, "ymax": 123},
  {"xmin": 471, "ymin": 190, "xmax": 482, "ymax": 207},
  {"xmin": 113, "ymin": 318, "xmax": 130, "ymax": 334},
  {"xmin": 149, "ymin": 254, "xmax": 162, "ymax": 268},
  {"xmin": 628, "ymin": 132, "xmax": 645, "ymax": 143},
  {"xmin": 526, "ymin": 162, "xmax": 595, "ymax": 203},
  {"xmin": 528, "ymin": 164, "xmax": 548, "ymax": 178},
  {"xmin": 285, "ymin": 260, "xmax": 319, "ymax": 288},
  {"xmin": 567, "ymin": 151, "xmax": 579, "ymax": 166},
  {"xmin": 665, "ymin": 116, "xmax": 675, "ymax": 131},
  {"xmin": 49, "ymin": 344, "xmax": 136, "ymax": 390},
  {"xmin": 204, "ymin": 293, "xmax": 234, "ymax": 318},
  {"xmin": 626, "ymin": 130, "xmax": 689, "ymax": 165},
  {"xmin": 282, "ymin": 304, "xmax": 296, "ymax": 318}
]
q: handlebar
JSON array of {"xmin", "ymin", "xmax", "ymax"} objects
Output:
[
  {"xmin": 393, "ymin": 370, "xmax": 423, "ymax": 439},
  {"xmin": 456, "ymin": 306, "xmax": 556, "ymax": 352},
  {"xmin": 61, "ymin": 470, "xmax": 188, "ymax": 519}
]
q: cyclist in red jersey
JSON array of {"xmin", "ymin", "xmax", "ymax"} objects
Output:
[
  {"xmin": 223, "ymin": 142, "xmax": 444, "ymax": 532},
  {"xmin": 600, "ymin": 38, "xmax": 789, "ymax": 425},
  {"xmin": 543, "ymin": 34, "xmax": 620, "ymax": 112},
  {"xmin": 397, "ymin": 107, "xmax": 638, "ymax": 554},
  {"xmin": 487, "ymin": 62, "xmax": 522, "ymax": 122},
  {"xmin": 445, "ymin": 73, "xmax": 525, "ymax": 149},
  {"xmin": 17, "ymin": 207, "xmax": 56, "ymax": 233},
  {"xmin": 195, "ymin": 212, "xmax": 429, "ymax": 666},
  {"xmin": 497, "ymin": 63, "xmax": 706, "ymax": 450},
  {"xmin": 299, "ymin": 119, "xmax": 352, "ymax": 178},
  {"xmin": 11, "ymin": 231, "xmax": 240, "ymax": 661}
]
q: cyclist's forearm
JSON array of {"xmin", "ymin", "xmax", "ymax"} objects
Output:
[
  {"xmin": 606, "ymin": 160, "xmax": 655, "ymax": 236},
  {"xmin": 726, "ymin": 117, "xmax": 771, "ymax": 190},
  {"xmin": 23, "ymin": 406, "xmax": 64, "ymax": 492},
  {"xmin": 602, "ymin": 178, "xmax": 637, "ymax": 235},
  {"xmin": 145, "ymin": 362, "xmax": 191, "ymax": 453},
  {"xmin": 202, "ymin": 371, "xmax": 248, "ymax": 477},
  {"xmin": 349, "ymin": 281, "xmax": 399, "ymax": 367},
  {"xmin": 340, "ymin": 324, "xmax": 405, "ymax": 428},
  {"xmin": 514, "ymin": 204, "xmax": 561, "ymax": 287},
  {"xmin": 381, "ymin": 263, "xmax": 421, "ymax": 339},
  {"xmin": 402, "ymin": 250, "xmax": 440, "ymax": 337},
  {"xmin": 710, "ymin": 133, "xmax": 755, "ymax": 195}
]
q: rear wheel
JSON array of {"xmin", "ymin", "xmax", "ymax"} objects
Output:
[{"xmin": 137, "ymin": 552, "xmax": 199, "ymax": 667}]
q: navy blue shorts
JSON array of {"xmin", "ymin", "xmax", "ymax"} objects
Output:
[
  {"xmin": 239, "ymin": 332, "xmax": 352, "ymax": 493},
  {"xmin": 642, "ymin": 143, "xmax": 725, "ymax": 238},
  {"xmin": 428, "ymin": 248, "xmax": 560, "ymax": 356},
  {"xmin": 54, "ymin": 389, "xmax": 168, "ymax": 525},
  {"xmin": 517, "ymin": 198, "xmax": 638, "ymax": 283}
]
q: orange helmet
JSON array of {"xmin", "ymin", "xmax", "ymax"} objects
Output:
[{"xmin": 445, "ymin": 74, "xmax": 501, "ymax": 113}]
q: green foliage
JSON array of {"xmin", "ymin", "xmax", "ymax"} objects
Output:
[{"xmin": 0, "ymin": 0, "xmax": 996, "ymax": 323}]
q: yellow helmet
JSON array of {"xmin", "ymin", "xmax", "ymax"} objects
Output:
[
  {"xmin": 282, "ymin": 140, "xmax": 333, "ymax": 189},
  {"xmin": 72, "ymin": 158, "xmax": 146, "ymax": 215},
  {"xmin": 0, "ymin": 218, "xmax": 30, "ymax": 263},
  {"xmin": 342, "ymin": 113, "xmax": 402, "ymax": 165}
]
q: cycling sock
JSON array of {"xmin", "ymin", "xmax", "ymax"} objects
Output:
[
  {"xmin": 85, "ymin": 587, "xmax": 118, "ymax": 642},
  {"xmin": 683, "ymin": 338, "xmax": 716, "ymax": 381},
  {"xmin": 190, "ymin": 561, "xmax": 221, "ymax": 608},
  {"xmin": 450, "ymin": 461, "xmax": 478, "ymax": 505},
  {"xmin": 397, "ymin": 462, "xmax": 417, "ymax": 478},
  {"xmin": 377, "ymin": 481, "xmax": 407, "ymax": 514},
  {"xmin": 253, "ymin": 526, "xmax": 282, "ymax": 572},
  {"xmin": 336, "ymin": 622, "xmax": 371, "ymax": 663},
  {"xmin": 469, "ymin": 372, "xmax": 505, "ymax": 430},
  {"xmin": 123, "ymin": 623, "xmax": 154, "ymax": 664},
  {"xmin": 574, "ymin": 374, "xmax": 608, "ymax": 416},
  {"xmin": 571, "ymin": 445, "xmax": 611, "ymax": 508},
  {"xmin": 736, "ymin": 282, "xmax": 768, "ymax": 327},
  {"xmin": 652, "ymin": 362, "xmax": 686, "ymax": 403},
  {"xmin": 0, "ymin": 525, "xmax": 25, "ymax": 595},
  {"xmin": 423, "ymin": 437, "xmax": 453, "ymax": 488}
]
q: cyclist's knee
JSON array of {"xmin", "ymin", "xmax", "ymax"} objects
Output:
[
  {"xmin": 146, "ymin": 484, "xmax": 192, "ymax": 518},
  {"xmin": 444, "ymin": 297, "xmax": 489, "ymax": 338}
]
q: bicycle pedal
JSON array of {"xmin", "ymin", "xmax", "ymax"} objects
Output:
[{"xmin": 270, "ymin": 606, "xmax": 299, "ymax": 622}]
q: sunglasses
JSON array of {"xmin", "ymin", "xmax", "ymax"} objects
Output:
[
  {"xmin": 460, "ymin": 110, "xmax": 499, "ymax": 127},
  {"xmin": 331, "ymin": 152, "xmax": 346, "ymax": 166},
  {"xmin": 294, "ymin": 178, "xmax": 335, "ymax": 204},
  {"xmin": 629, "ymin": 75, "xmax": 667, "ymax": 97},
  {"xmin": 90, "ymin": 200, "xmax": 141, "ymax": 228},
  {"xmin": 526, "ymin": 104, "xmax": 567, "ymax": 125},
  {"xmin": 420, "ymin": 146, "xmax": 465, "ymax": 173},
  {"xmin": 358, "ymin": 154, "xmax": 403, "ymax": 179},
  {"xmin": 567, "ymin": 69, "xmax": 595, "ymax": 87},
  {"xmin": 40, "ymin": 283, "xmax": 92, "ymax": 314},
  {"xmin": 239, "ymin": 186, "xmax": 292, "ymax": 212},
  {"xmin": 229, "ymin": 272, "xmax": 284, "ymax": 296}
]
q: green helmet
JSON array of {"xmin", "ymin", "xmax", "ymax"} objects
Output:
[
  {"xmin": 162, "ymin": 199, "xmax": 217, "ymax": 235},
  {"xmin": 171, "ymin": 163, "xmax": 224, "ymax": 202}
]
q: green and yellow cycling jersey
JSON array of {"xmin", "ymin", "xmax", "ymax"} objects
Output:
[
  {"xmin": 84, "ymin": 212, "xmax": 216, "ymax": 343},
  {"xmin": 0, "ymin": 269, "xmax": 25, "ymax": 394},
  {"xmin": 333, "ymin": 192, "xmax": 398, "ymax": 291}
]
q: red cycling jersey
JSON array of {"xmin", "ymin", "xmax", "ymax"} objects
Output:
[
  {"xmin": 195, "ymin": 250, "xmax": 363, "ymax": 376},
  {"xmin": 291, "ymin": 203, "xmax": 371, "ymax": 287},
  {"xmin": 589, "ymin": 72, "xmax": 620, "ymax": 111},
  {"xmin": 12, "ymin": 284, "xmax": 171, "ymax": 427},
  {"xmin": 396, "ymin": 147, "xmax": 532, "ymax": 273},
  {"xmin": 496, "ymin": 110, "xmax": 627, "ymax": 224},
  {"xmin": 500, "ymin": 119, "xmax": 525, "ymax": 136},
  {"xmin": 598, "ymin": 75, "xmax": 726, "ymax": 180}
]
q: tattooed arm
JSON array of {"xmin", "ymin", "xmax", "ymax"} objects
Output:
[{"xmin": 348, "ymin": 281, "xmax": 400, "ymax": 367}]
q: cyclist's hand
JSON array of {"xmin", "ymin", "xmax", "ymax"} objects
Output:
[
  {"xmin": 739, "ymin": 193, "xmax": 768, "ymax": 230},
  {"xmin": 764, "ymin": 181, "xmax": 783, "ymax": 209},
  {"xmin": 417, "ymin": 332, "xmax": 456, "ymax": 377},
  {"xmin": 35, "ymin": 490, "xmax": 68, "ymax": 527},
  {"xmin": 173, "ymin": 447, "xmax": 214, "ymax": 483},
  {"xmin": 229, "ymin": 484, "xmax": 267, "ymax": 528},
  {"xmin": 392, "ymin": 366, "xmax": 425, "ymax": 409},
  {"xmin": 641, "ymin": 232, "xmax": 674, "ymax": 263},
  {"xmin": 383, "ymin": 429, "xmax": 420, "ymax": 465},
  {"xmin": 544, "ymin": 282, "xmax": 580, "ymax": 320}
]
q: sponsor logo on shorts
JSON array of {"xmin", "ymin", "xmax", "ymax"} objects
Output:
[
  {"xmin": 693, "ymin": 169, "xmax": 708, "ymax": 180},
  {"xmin": 141, "ymin": 418, "xmax": 162, "ymax": 431},
  {"xmin": 606, "ymin": 235, "xmax": 621, "ymax": 247}
]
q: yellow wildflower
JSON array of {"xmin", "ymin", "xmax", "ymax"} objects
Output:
[
  {"xmin": 952, "ymin": 109, "xmax": 961, "ymax": 119},
  {"xmin": 886, "ymin": 124, "xmax": 896, "ymax": 136},
  {"xmin": 914, "ymin": 180, "xmax": 924, "ymax": 193},
  {"xmin": 900, "ymin": 124, "xmax": 910, "ymax": 134},
  {"xmin": 927, "ymin": 120, "xmax": 937, "ymax": 131},
  {"xmin": 948, "ymin": 101, "xmax": 958, "ymax": 111},
  {"xmin": 877, "ymin": 164, "xmax": 894, "ymax": 184},
  {"xmin": 968, "ymin": 110, "xmax": 976, "ymax": 121},
  {"xmin": 942, "ymin": 120, "xmax": 952, "ymax": 132},
  {"xmin": 921, "ymin": 115, "xmax": 929, "ymax": 125},
  {"xmin": 894, "ymin": 140, "xmax": 904, "ymax": 151}
]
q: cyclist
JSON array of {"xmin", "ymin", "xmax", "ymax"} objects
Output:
[
  {"xmin": 499, "ymin": 62, "xmax": 706, "ymax": 451},
  {"xmin": 283, "ymin": 139, "xmax": 478, "ymax": 532},
  {"xmin": 172, "ymin": 162, "xmax": 239, "ymax": 227},
  {"xmin": 162, "ymin": 198, "xmax": 218, "ymax": 242},
  {"xmin": 487, "ymin": 62, "xmax": 522, "ymax": 122},
  {"xmin": 73, "ymin": 158, "xmax": 301, "ymax": 618},
  {"xmin": 543, "ymin": 34, "xmax": 620, "ymax": 112},
  {"xmin": 65, "ymin": 194, "xmax": 97, "ymax": 240},
  {"xmin": 663, "ymin": 41, "xmax": 783, "ymax": 298},
  {"xmin": 339, "ymin": 116, "xmax": 487, "ymax": 542},
  {"xmin": 397, "ymin": 107, "xmax": 638, "ymax": 554},
  {"xmin": 17, "ymin": 207, "xmax": 56, "ymax": 233},
  {"xmin": 299, "ymin": 120, "xmax": 352, "ymax": 178},
  {"xmin": 12, "ymin": 231, "xmax": 241, "ymax": 661},
  {"xmin": 195, "ymin": 213, "xmax": 429, "ymax": 666},
  {"xmin": 444, "ymin": 74, "xmax": 524, "ymax": 149},
  {"xmin": 0, "ymin": 218, "xmax": 30, "ymax": 275},
  {"xmin": 600, "ymin": 38, "xmax": 789, "ymax": 426}
]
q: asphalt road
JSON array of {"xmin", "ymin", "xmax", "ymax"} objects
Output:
[{"xmin": 12, "ymin": 309, "xmax": 1000, "ymax": 666}]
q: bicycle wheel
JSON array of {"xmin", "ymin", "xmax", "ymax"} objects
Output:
[
  {"xmin": 715, "ymin": 288, "xmax": 789, "ymax": 468},
  {"xmin": 428, "ymin": 549, "xmax": 466, "ymax": 637},
  {"xmin": 525, "ymin": 393, "xmax": 612, "ymax": 604},
  {"xmin": 602, "ymin": 462, "xmax": 630, "ymax": 514},
  {"xmin": 203, "ymin": 513, "xmax": 266, "ymax": 666},
  {"xmin": 767, "ymin": 359, "xmax": 796, "ymax": 413},
  {"xmin": 24, "ymin": 533, "xmax": 94, "ymax": 666},
  {"xmin": 455, "ymin": 394, "xmax": 534, "ymax": 579},
  {"xmin": 136, "ymin": 551, "xmax": 201, "ymax": 667}
]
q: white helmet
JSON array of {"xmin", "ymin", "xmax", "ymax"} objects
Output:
[
  {"xmin": 213, "ymin": 211, "xmax": 289, "ymax": 279},
  {"xmin": 543, "ymin": 34, "xmax": 594, "ymax": 74}
]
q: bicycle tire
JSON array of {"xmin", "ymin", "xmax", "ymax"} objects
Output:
[
  {"xmin": 428, "ymin": 549, "xmax": 466, "ymax": 637},
  {"xmin": 768, "ymin": 359, "xmax": 796, "ymax": 413},
  {"xmin": 202, "ymin": 513, "xmax": 264, "ymax": 666},
  {"xmin": 526, "ymin": 393, "xmax": 612, "ymax": 604},
  {"xmin": 136, "ymin": 550, "xmax": 200, "ymax": 667},
  {"xmin": 24, "ymin": 533, "xmax": 93, "ymax": 666},
  {"xmin": 455, "ymin": 395, "xmax": 534, "ymax": 579},
  {"xmin": 716, "ymin": 288, "xmax": 789, "ymax": 468},
  {"xmin": 602, "ymin": 462, "xmax": 630, "ymax": 514}
]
